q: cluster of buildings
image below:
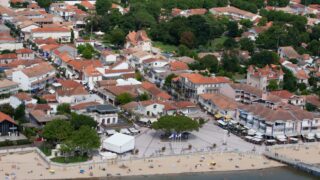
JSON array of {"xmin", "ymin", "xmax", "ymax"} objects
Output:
[{"xmin": 0, "ymin": 0, "xmax": 319, "ymax": 144}]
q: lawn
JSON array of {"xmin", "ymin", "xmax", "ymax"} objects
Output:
[
  {"xmin": 153, "ymin": 41, "xmax": 178, "ymax": 53},
  {"xmin": 209, "ymin": 36, "xmax": 228, "ymax": 51},
  {"xmin": 39, "ymin": 145, "xmax": 52, "ymax": 156},
  {"xmin": 51, "ymin": 155, "xmax": 89, "ymax": 164}
]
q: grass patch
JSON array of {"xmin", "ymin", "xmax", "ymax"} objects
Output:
[
  {"xmin": 153, "ymin": 41, "xmax": 178, "ymax": 53},
  {"xmin": 51, "ymin": 155, "xmax": 89, "ymax": 164},
  {"xmin": 209, "ymin": 36, "xmax": 227, "ymax": 51},
  {"xmin": 39, "ymin": 145, "xmax": 52, "ymax": 156}
]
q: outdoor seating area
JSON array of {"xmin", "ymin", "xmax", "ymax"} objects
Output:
[{"xmin": 213, "ymin": 115, "xmax": 320, "ymax": 146}]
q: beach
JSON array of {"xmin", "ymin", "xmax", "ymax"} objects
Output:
[
  {"xmin": 0, "ymin": 151, "xmax": 282, "ymax": 179},
  {"xmin": 1, "ymin": 143, "xmax": 320, "ymax": 179},
  {"xmin": 271, "ymin": 143, "xmax": 320, "ymax": 164}
]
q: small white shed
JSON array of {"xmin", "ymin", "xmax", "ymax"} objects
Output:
[{"xmin": 103, "ymin": 133, "xmax": 135, "ymax": 154}]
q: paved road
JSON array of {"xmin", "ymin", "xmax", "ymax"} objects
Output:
[{"xmin": 134, "ymin": 121, "xmax": 263, "ymax": 158}]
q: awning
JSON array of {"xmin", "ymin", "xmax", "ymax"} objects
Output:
[
  {"xmin": 225, "ymin": 115, "xmax": 232, "ymax": 119},
  {"xmin": 276, "ymin": 135, "xmax": 287, "ymax": 140},
  {"xmin": 215, "ymin": 113, "xmax": 223, "ymax": 119}
]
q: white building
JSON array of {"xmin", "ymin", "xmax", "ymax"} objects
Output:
[
  {"xmin": 86, "ymin": 104, "xmax": 119, "ymax": 125},
  {"xmin": 9, "ymin": 92, "xmax": 37, "ymax": 109},
  {"xmin": 12, "ymin": 62, "xmax": 56, "ymax": 91},
  {"xmin": 30, "ymin": 27, "xmax": 72, "ymax": 43}
]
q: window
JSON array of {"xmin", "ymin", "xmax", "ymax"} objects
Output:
[
  {"xmin": 107, "ymin": 118, "xmax": 110, "ymax": 124},
  {"xmin": 153, "ymin": 105, "xmax": 157, "ymax": 108}
]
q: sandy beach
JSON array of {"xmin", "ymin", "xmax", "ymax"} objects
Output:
[
  {"xmin": 0, "ymin": 151, "xmax": 282, "ymax": 179},
  {"xmin": 271, "ymin": 143, "xmax": 320, "ymax": 164},
  {"xmin": 1, "ymin": 143, "xmax": 320, "ymax": 179}
]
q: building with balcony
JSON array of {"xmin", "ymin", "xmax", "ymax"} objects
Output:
[
  {"xmin": 86, "ymin": 104, "xmax": 119, "ymax": 125},
  {"xmin": 0, "ymin": 79, "xmax": 19, "ymax": 95},
  {"xmin": 12, "ymin": 62, "xmax": 55, "ymax": 91},
  {"xmin": 237, "ymin": 104, "xmax": 320, "ymax": 138}
]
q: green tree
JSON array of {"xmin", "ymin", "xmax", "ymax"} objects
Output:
[
  {"xmin": 223, "ymin": 38, "xmax": 238, "ymax": 49},
  {"xmin": 42, "ymin": 120, "xmax": 73, "ymax": 143},
  {"xmin": 164, "ymin": 74, "xmax": 177, "ymax": 87},
  {"xmin": 75, "ymin": 4, "xmax": 87, "ymax": 12},
  {"xmin": 70, "ymin": 113, "xmax": 97, "ymax": 130},
  {"xmin": 306, "ymin": 102, "xmax": 317, "ymax": 112},
  {"xmin": 70, "ymin": 29, "xmax": 74, "ymax": 43},
  {"xmin": 14, "ymin": 104, "xmax": 25, "ymax": 121},
  {"xmin": 138, "ymin": 92, "xmax": 150, "ymax": 101},
  {"xmin": 227, "ymin": 21, "xmax": 241, "ymax": 37},
  {"xmin": 200, "ymin": 55, "xmax": 219, "ymax": 73},
  {"xmin": 282, "ymin": 67, "xmax": 297, "ymax": 92},
  {"xmin": 152, "ymin": 115, "xmax": 199, "ymax": 134},
  {"xmin": 0, "ymin": 104, "xmax": 14, "ymax": 117},
  {"xmin": 239, "ymin": 38, "xmax": 255, "ymax": 53},
  {"xmin": 180, "ymin": 31, "xmax": 196, "ymax": 49},
  {"xmin": 108, "ymin": 28, "xmax": 126, "ymax": 48},
  {"xmin": 307, "ymin": 40, "xmax": 320, "ymax": 56},
  {"xmin": 70, "ymin": 126, "xmax": 100, "ymax": 156},
  {"xmin": 250, "ymin": 51, "xmax": 280, "ymax": 67},
  {"xmin": 116, "ymin": 93, "xmax": 133, "ymax": 105},
  {"xmin": 267, "ymin": 0, "xmax": 290, "ymax": 7},
  {"xmin": 95, "ymin": 0, "xmax": 112, "ymax": 15},
  {"xmin": 221, "ymin": 54, "xmax": 241, "ymax": 73},
  {"xmin": 36, "ymin": 0, "xmax": 52, "ymax": 9},
  {"xmin": 267, "ymin": 80, "xmax": 279, "ymax": 91},
  {"xmin": 57, "ymin": 103, "xmax": 71, "ymax": 114}
]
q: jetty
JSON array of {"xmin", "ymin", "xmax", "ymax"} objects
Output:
[{"xmin": 264, "ymin": 151, "xmax": 320, "ymax": 177}]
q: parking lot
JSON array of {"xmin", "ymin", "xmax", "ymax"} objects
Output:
[{"xmin": 132, "ymin": 121, "xmax": 264, "ymax": 158}]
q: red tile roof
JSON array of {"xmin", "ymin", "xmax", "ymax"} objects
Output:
[
  {"xmin": 16, "ymin": 48, "xmax": 33, "ymax": 54},
  {"xmin": 0, "ymin": 53, "xmax": 17, "ymax": 59},
  {"xmin": 169, "ymin": 61, "xmax": 189, "ymax": 71},
  {"xmin": 31, "ymin": 27, "xmax": 70, "ymax": 33},
  {"xmin": 0, "ymin": 112, "xmax": 16, "ymax": 125},
  {"xmin": 180, "ymin": 73, "xmax": 230, "ymax": 84},
  {"xmin": 270, "ymin": 90, "xmax": 294, "ymax": 99}
]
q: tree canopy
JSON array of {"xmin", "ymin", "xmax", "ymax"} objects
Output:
[
  {"xmin": 42, "ymin": 120, "xmax": 73, "ymax": 143},
  {"xmin": 70, "ymin": 113, "xmax": 97, "ymax": 130},
  {"xmin": 116, "ymin": 93, "xmax": 133, "ymax": 105},
  {"xmin": 250, "ymin": 50, "xmax": 279, "ymax": 67},
  {"xmin": 152, "ymin": 115, "xmax": 199, "ymax": 133},
  {"xmin": 95, "ymin": 0, "xmax": 112, "ymax": 15},
  {"xmin": 57, "ymin": 103, "xmax": 71, "ymax": 115}
]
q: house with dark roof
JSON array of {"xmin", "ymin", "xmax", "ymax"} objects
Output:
[
  {"xmin": 0, "ymin": 112, "xmax": 18, "ymax": 136},
  {"xmin": 86, "ymin": 104, "xmax": 119, "ymax": 126}
]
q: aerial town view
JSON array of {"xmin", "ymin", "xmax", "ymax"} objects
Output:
[{"xmin": 0, "ymin": 0, "xmax": 320, "ymax": 179}]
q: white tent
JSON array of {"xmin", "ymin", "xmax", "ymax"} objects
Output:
[
  {"xmin": 100, "ymin": 152, "xmax": 117, "ymax": 160},
  {"xmin": 103, "ymin": 133, "xmax": 135, "ymax": 154}
]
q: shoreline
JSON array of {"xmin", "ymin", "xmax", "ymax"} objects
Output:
[
  {"xmin": 1, "ymin": 143, "xmax": 320, "ymax": 179},
  {"xmin": 0, "ymin": 150, "xmax": 284, "ymax": 179}
]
